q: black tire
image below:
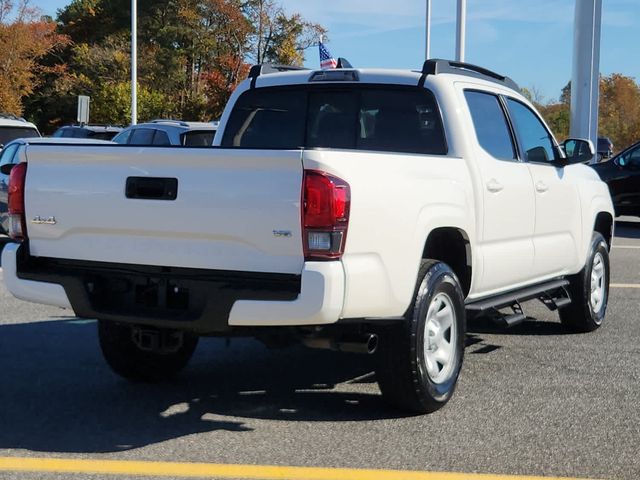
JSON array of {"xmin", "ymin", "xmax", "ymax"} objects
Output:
[
  {"xmin": 98, "ymin": 321, "xmax": 198, "ymax": 382},
  {"xmin": 559, "ymin": 232, "xmax": 610, "ymax": 332},
  {"xmin": 376, "ymin": 260, "xmax": 466, "ymax": 414}
]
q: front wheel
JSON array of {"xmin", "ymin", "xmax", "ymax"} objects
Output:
[
  {"xmin": 376, "ymin": 260, "xmax": 466, "ymax": 414},
  {"xmin": 98, "ymin": 321, "xmax": 199, "ymax": 382},
  {"xmin": 559, "ymin": 232, "xmax": 610, "ymax": 332}
]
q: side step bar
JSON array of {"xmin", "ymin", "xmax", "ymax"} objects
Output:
[{"xmin": 466, "ymin": 279, "xmax": 571, "ymax": 328}]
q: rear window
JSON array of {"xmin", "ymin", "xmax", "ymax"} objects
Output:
[
  {"xmin": 129, "ymin": 128, "xmax": 156, "ymax": 145},
  {"xmin": 222, "ymin": 86, "xmax": 447, "ymax": 155},
  {"xmin": 0, "ymin": 127, "xmax": 39, "ymax": 144},
  {"xmin": 182, "ymin": 130, "xmax": 215, "ymax": 146},
  {"xmin": 87, "ymin": 131, "xmax": 119, "ymax": 141}
]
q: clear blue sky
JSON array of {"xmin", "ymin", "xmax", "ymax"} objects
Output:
[{"xmin": 37, "ymin": 0, "xmax": 639, "ymax": 103}]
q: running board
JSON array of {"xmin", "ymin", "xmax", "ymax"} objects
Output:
[{"xmin": 465, "ymin": 278, "xmax": 570, "ymax": 312}]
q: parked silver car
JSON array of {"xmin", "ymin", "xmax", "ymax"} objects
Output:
[{"xmin": 112, "ymin": 120, "xmax": 218, "ymax": 146}]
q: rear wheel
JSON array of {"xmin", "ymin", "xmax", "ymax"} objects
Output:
[
  {"xmin": 559, "ymin": 232, "xmax": 610, "ymax": 332},
  {"xmin": 376, "ymin": 260, "xmax": 465, "ymax": 413},
  {"xmin": 98, "ymin": 321, "xmax": 198, "ymax": 382}
]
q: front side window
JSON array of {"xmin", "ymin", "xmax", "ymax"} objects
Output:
[
  {"xmin": 464, "ymin": 90, "xmax": 515, "ymax": 161},
  {"xmin": 0, "ymin": 143, "xmax": 20, "ymax": 184},
  {"xmin": 222, "ymin": 86, "xmax": 447, "ymax": 155},
  {"xmin": 618, "ymin": 145, "xmax": 640, "ymax": 167},
  {"xmin": 506, "ymin": 98, "xmax": 557, "ymax": 163}
]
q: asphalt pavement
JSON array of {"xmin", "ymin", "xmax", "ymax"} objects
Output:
[{"xmin": 0, "ymin": 222, "xmax": 639, "ymax": 480}]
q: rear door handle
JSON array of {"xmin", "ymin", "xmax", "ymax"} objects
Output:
[
  {"xmin": 486, "ymin": 179, "xmax": 504, "ymax": 193},
  {"xmin": 535, "ymin": 181, "xmax": 549, "ymax": 193}
]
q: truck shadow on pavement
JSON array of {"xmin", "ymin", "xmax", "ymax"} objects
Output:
[{"xmin": 0, "ymin": 319, "xmax": 399, "ymax": 454}]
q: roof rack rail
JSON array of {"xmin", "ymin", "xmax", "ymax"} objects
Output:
[
  {"xmin": 149, "ymin": 119, "xmax": 190, "ymax": 127},
  {"xmin": 248, "ymin": 63, "xmax": 308, "ymax": 79},
  {"xmin": 247, "ymin": 63, "xmax": 309, "ymax": 88},
  {"xmin": 419, "ymin": 59, "xmax": 519, "ymax": 91},
  {"xmin": 0, "ymin": 112, "xmax": 27, "ymax": 122}
]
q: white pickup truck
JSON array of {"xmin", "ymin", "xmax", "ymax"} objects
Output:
[{"xmin": 2, "ymin": 60, "xmax": 614, "ymax": 413}]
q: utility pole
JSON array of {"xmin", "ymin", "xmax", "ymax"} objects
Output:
[
  {"xmin": 570, "ymin": 0, "xmax": 602, "ymax": 162},
  {"xmin": 455, "ymin": 0, "xmax": 466, "ymax": 62},
  {"xmin": 425, "ymin": 0, "xmax": 431, "ymax": 60},
  {"xmin": 131, "ymin": 0, "xmax": 137, "ymax": 125}
]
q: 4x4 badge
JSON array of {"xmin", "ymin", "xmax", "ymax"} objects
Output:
[{"xmin": 31, "ymin": 216, "xmax": 56, "ymax": 225}]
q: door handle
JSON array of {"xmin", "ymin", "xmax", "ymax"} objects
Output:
[
  {"xmin": 126, "ymin": 177, "xmax": 178, "ymax": 200},
  {"xmin": 535, "ymin": 181, "xmax": 549, "ymax": 193},
  {"xmin": 486, "ymin": 179, "xmax": 504, "ymax": 193}
]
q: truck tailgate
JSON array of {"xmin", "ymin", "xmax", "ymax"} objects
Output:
[{"xmin": 23, "ymin": 145, "xmax": 304, "ymax": 274}]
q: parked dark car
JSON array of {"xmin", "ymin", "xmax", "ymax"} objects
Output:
[
  {"xmin": 597, "ymin": 136, "xmax": 614, "ymax": 162},
  {"xmin": 52, "ymin": 124, "xmax": 122, "ymax": 141},
  {"xmin": 591, "ymin": 140, "xmax": 640, "ymax": 216}
]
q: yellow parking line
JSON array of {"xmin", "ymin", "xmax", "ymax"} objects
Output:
[
  {"xmin": 610, "ymin": 283, "xmax": 640, "ymax": 288},
  {"xmin": 0, "ymin": 457, "xmax": 597, "ymax": 480}
]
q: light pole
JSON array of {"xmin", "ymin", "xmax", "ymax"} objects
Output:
[
  {"xmin": 425, "ymin": 0, "xmax": 431, "ymax": 60},
  {"xmin": 571, "ymin": 0, "xmax": 602, "ymax": 163},
  {"xmin": 131, "ymin": 0, "xmax": 137, "ymax": 125},
  {"xmin": 455, "ymin": 0, "xmax": 466, "ymax": 62}
]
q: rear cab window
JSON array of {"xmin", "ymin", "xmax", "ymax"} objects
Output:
[{"xmin": 222, "ymin": 85, "xmax": 447, "ymax": 155}]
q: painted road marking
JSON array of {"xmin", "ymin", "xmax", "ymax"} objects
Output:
[
  {"xmin": 0, "ymin": 457, "xmax": 597, "ymax": 480},
  {"xmin": 611, "ymin": 283, "xmax": 640, "ymax": 288},
  {"xmin": 612, "ymin": 245, "xmax": 640, "ymax": 249}
]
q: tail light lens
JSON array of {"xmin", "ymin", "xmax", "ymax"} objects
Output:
[
  {"xmin": 8, "ymin": 162, "xmax": 27, "ymax": 240},
  {"xmin": 302, "ymin": 170, "xmax": 350, "ymax": 260}
]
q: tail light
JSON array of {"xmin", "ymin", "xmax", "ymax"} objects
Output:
[
  {"xmin": 302, "ymin": 170, "xmax": 350, "ymax": 260},
  {"xmin": 8, "ymin": 162, "xmax": 28, "ymax": 240}
]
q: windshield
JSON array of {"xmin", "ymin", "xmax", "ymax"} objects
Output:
[
  {"xmin": 0, "ymin": 127, "xmax": 39, "ymax": 145},
  {"xmin": 181, "ymin": 130, "xmax": 216, "ymax": 146}
]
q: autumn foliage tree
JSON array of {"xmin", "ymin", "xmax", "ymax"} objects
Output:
[
  {"xmin": 0, "ymin": 0, "xmax": 69, "ymax": 116},
  {"xmin": 21, "ymin": 0, "xmax": 326, "ymax": 131},
  {"xmin": 529, "ymin": 74, "xmax": 640, "ymax": 153}
]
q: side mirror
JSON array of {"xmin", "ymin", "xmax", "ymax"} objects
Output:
[
  {"xmin": 0, "ymin": 163, "xmax": 14, "ymax": 175},
  {"xmin": 561, "ymin": 138, "xmax": 595, "ymax": 164}
]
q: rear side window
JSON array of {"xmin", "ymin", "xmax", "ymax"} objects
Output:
[
  {"xmin": 222, "ymin": 86, "xmax": 447, "ymax": 155},
  {"xmin": 152, "ymin": 130, "xmax": 171, "ymax": 146},
  {"xmin": 182, "ymin": 131, "xmax": 215, "ymax": 146},
  {"xmin": 464, "ymin": 91, "xmax": 515, "ymax": 161}
]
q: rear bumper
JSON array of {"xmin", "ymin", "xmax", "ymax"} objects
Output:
[
  {"xmin": 2, "ymin": 242, "xmax": 72, "ymax": 309},
  {"xmin": 3, "ymin": 244, "xmax": 345, "ymax": 332}
]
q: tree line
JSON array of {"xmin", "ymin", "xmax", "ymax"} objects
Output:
[
  {"xmin": 525, "ymin": 74, "xmax": 640, "ymax": 152},
  {"xmin": 1, "ymin": 0, "xmax": 325, "ymax": 133}
]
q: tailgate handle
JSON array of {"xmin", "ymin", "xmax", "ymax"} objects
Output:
[{"xmin": 126, "ymin": 177, "xmax": 178, "ymax": 200}]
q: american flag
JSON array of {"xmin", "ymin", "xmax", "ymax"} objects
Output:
[{"xmin": 319, "ymin": 41, "xmax": 337, "ymax": 69}]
